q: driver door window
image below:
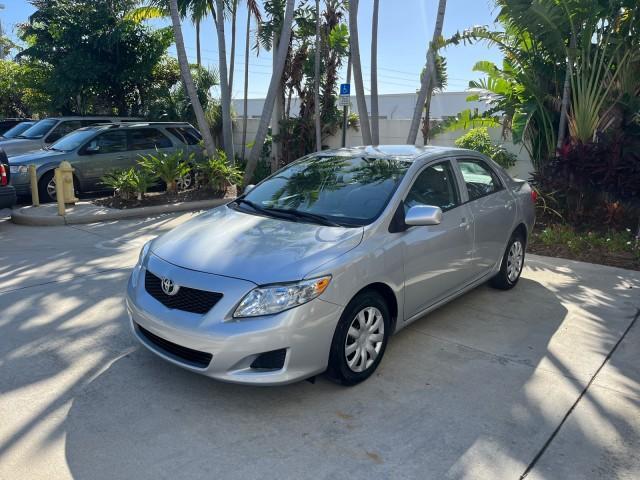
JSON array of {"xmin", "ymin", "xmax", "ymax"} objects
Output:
[
  {"xmin": 81, "ymin": 130, "xmax": 130, "ymax": 187},
  {"xmin": 405, "ymin": 161, "xmax": 459, "ymax": 213},
  {"xmin": 45, "ymin": 121, "xmax": 82, "ymax": 144}
]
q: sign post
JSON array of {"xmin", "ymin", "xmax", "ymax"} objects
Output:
[{"xmin": 340, "ymin": 82, "xmax": 350, "ymax": 147}]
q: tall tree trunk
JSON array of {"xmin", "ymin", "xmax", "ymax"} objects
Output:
[
  {"xmin": 229, "ymin": 0, "xmax": 238, "ymax": 95},
  {"xmin": 314, "ymin": 0, "xmax": 322, "ymax": 151},
  {"xmin": 169, "ymin": 0, "xmax": 216, "ymax": 158},
  {"xmin": 241, "ymin": 7, "xmax": 251, "ymax": 161},
  {"xmin": 196, "ymin": 18, "xmax": 201, "ymax": 66},
  {"xmin": 271, "ymin": 31, "xmax": 282, "ymax": 172},
  {"xmin": 348, "ymin": 0, "xmax": 372, "ymax": 145},
  {"xmin": 421, "ymin": 91, "xmax": 433, "ymax": 144},
  {"xmin": 215, "ymin": 0, "xmax": 236, "ymax": 163},
  {"xmin": 407, "ymin": 0, "xmax": 446, "ymax": 144},
  {"xmin": 370, "ymin": 0, "xmax": 380, "ymax": 145},
  {"xmin": 557, "ymin": 32, "xmax": 577, "ymax": 151},
  {"xmin": 244, "ymin": 0, "xmax": 295, "ymax": 184}
]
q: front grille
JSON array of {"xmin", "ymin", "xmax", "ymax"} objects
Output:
[
  {"xmin": 136, "ymin": 323, "xmax": 212, "ymax": 368},
  {"xmin": 145, "ymin": 270, "xmax": 223, "ymax": 314}
]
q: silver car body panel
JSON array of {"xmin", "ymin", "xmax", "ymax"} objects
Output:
[{"xmin": 126, "ymin": 145, "xmax": 536, "ymax": 385}]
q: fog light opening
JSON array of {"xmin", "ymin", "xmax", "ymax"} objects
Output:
[{"xmin": 250, "ymin": 348, "xmax": 287, "ymax": 371}]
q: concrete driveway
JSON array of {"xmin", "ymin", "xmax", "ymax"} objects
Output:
[{"xmin": 1, "ymin": 212, "xmax": 639, "ymax": 480}]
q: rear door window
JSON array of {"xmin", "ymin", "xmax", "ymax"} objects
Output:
[
  {"xmin": 127, "ymin": 129, "xmax": 173, "ymax": 150},
  {"xmin": 457, "ymin": 159, "xmax": 503, "ymax": 201}
]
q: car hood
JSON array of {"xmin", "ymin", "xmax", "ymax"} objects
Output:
[
  {"xmin": 9, "ymin": 149, "xmax": 64, "ymax": 165},
  {"xmin": 0, "ymin": 138, "xmax": 42, "ymax": 157},
  {"xmin": 150, "ymin": 205, "xmax": 364, "ymax": 284}
]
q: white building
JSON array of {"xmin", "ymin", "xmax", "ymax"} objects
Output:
[{"xmin": 233, "ymin": 91, "xmax": 488, "ymax": 120}]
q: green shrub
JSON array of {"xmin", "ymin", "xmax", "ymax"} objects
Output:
[
  {"xmin": 101, "ymin": 168, "xmax": 156, "ymax": 200},
  {"xmin": 201, "ymin": 150, "xmax": 243, "ymax": 194},
  {"xmin": 455, "ymin": 127, "xmax": 517, "ymax": 169},
  {"xmin": 138, "ymin": 149, "xmax": 192, "ymax": 193},
  {"xmin": 101, "ymin": 169, "xmax": 137, "ymax": 200}
]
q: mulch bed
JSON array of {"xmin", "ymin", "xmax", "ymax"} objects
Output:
[
  {"xmin": 92, "ymin": 185, "xmax": 237, "ymax": 210},
  {"xmin": 528, "ymin": 218, "xmax": 640, "ymax": 271}
]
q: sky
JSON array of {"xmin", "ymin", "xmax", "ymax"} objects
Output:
[{"xmin": 2, "ymin": 0, "xmax": 503, "ymax": 99}]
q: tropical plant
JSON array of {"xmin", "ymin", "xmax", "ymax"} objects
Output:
[
  {"xmin": 420, "ymin": 53, "xmax": 448, "ymax": 143},
  {"xmin": 138, "ymin": 149, "xmax": 192, "ymax": 193},
  {"xmin": 407, "ymin": 0, "xmax": 447, "ymax": 144},
  {"xmin": 348, "ymin": 0, "xmax": 372, "ymax": 145},
  {"xmin": 314, "ymin": 0, "xmax": 322, "ymax": 151},
  {"xmin": 454, "ymin": 127, "xmax": 517, "ymax": 169},
  {"xmin": 241, "ymin": 1, "xmax": 263, "ymax": 160},
  {"xmin": 167, "ymin": 0, "xmax": 217, "ymax": 158},
  {"xmin": 201, "ymin": 150, "xmax": 244, "ymax": 193},
  {"xmin": 101, "ymin": 169, "xmax": 137, "ymax": 200},
  {"xmin": 244, "ymin": 0, "xmax": 296, "ymax": 184}
]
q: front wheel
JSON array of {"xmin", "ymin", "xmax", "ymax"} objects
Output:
[
  {"xmin": 326, "ymin": 291, "xmax": 390, "ymax": 386},
  {"xmin": 38, "ymin": 171, "xmax": 57, "ymax": 203},
  {"xmin": 490, "ymin": 233, "xmax": 526, "ymax": 290}
]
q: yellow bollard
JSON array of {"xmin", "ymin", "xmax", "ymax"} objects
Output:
[
  {"xmin": 28, "ymin": 164, "xmax": 39, "ymax": 207},
  {"xmin": 54, "ymin": 168, "xmax": 65, "ymax": 216},
  {"xmin": 58, "ymin": 161, "xmax": 78, "ymax": 205}
]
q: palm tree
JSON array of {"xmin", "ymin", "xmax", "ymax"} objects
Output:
[
  {"xmin": 370, "ymin": 0, "xmax": 380, "ymax": 145},
  {"xmin": 168, "ymin": 0, "xmax": 217, "ymax": 157},
  {"xmin": 215, "ymin": 0, "xmax": 235, "ymax": 163},
  {"xmin": 348, "ymin": 0, "xmax": 372, "ymax": 145},
  {"xmin": 229, "ymin": 0, "xmax": 238, "ymax": 95},
  {"xmin": 407, "ymin": 0, "xmax": 447, "ymax": 144},
  {"xmin": 314, "ymin": 0, "xmax": 322, "ymax": 151},
  {"xmin": 241, "ymin": 0, "xmax": 262, "ymax": 160},
  {"xmin": 421, "ymin": 54, "xmax": 447, "ymax": 143},
  {"xmin": 244, "ymin": 0, "xmax": 296, "ymax": 184}
]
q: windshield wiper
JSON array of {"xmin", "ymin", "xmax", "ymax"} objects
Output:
[
  {"xmin": 234, "ymin": 198, "xmax": 299, "ymax": 222},
  {"xmin": 264, "ymin": 207, "xmax": 343, "ymax": 227}
]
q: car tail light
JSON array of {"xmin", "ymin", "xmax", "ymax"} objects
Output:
[
  {"xmin": 0, "ymin": 164, "xmax": 6, "ymax": 186},
  {"xmin": 531, "ymin": 189, "xmax": 538, "ymax": 203}
]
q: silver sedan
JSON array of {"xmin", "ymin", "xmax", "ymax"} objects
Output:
[{"xmin": 126, "ymin": 146, "xmax": 535, "ymax": 386}]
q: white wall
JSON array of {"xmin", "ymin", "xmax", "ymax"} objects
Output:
[
  {"xmin": 234, "ymin": 118, "xmax": 534, "ymax": 179},
  {"xmin": 233, "ymin": 91, "xmax": 489, "ymax": 120}
]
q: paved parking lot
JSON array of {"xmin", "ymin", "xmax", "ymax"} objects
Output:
[{"xmin": 1, "ymin": 212, "xmax": 639, "ymax": 479}]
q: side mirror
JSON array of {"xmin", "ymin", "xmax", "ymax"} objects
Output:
[
  {"xmin": 405, "ymin": 205, "xmax": 442, "ymax": 226},
  {"xmin": 244, "ymin": 184, "xmax": 256, "ymax": 194}
]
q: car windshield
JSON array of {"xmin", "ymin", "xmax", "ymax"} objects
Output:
[
  {"xmin": 18, "ymin": 119, "xmax": 58, "ymax": 139},
  {"xmin": 241, "ymin": 155, "xmax": 411, "ymax": 226},
  {"xmin": 2, "ymin": 122, "xmax": 35, "ymax": 139},
  {"xmin": 49, "ymin": 128, "xmax": 99, "ymax": 152}
]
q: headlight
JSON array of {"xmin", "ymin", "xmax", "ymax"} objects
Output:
[
  {"xmin": 137, "ymin": 240, "xmax": 152, "ymax": 265},
  {"xmin": 9, "ymin": 165, "xmax": 28, "ymax": 174},
  {"xmin": 233, "ymin": 276, "xmax": 331, "ymax": 318}
]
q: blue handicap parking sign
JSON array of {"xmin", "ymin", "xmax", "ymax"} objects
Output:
[{"xmin": 340, "ymin": 84, "xmax": 350, "ymax": 95}]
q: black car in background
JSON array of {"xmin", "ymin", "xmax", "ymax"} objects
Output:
[
  {"xmin": 0, "ymin": 147, "xmax": 17, "ymax": 209},
  {"xmin": 0, "ymin": 119, "xmax": 33, "ymax": 137}
]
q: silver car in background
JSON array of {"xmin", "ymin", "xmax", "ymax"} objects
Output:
[{"xmin": 127, "ymin": 146, "xmax": 536, "ymax": 386}]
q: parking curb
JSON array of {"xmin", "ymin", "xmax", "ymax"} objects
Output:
[{"xmin": 11, "ymin": 198, "xmax": 229, "ymax": 226}]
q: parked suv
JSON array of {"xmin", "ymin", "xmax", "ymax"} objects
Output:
[
  {"xmin": 0, "ymin": 148, "xmax": 17, "ymax": 209},
  {"xmin": 0, "ymin": 118, "xmax": 33, "ymax": 137},
  {"xmin": 0, "ymin": 116, "xmax": 141, "ymax": 157},
  {"xmin": 9, "ymin": 122, "xmax": 203, "ymax": 202}
]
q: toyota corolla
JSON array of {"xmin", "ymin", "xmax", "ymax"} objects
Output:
[{"xmin": 126, "ymin": 146, "xmax": 535, "ymax": 386}]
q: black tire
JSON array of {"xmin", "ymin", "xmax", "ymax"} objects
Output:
[
  {"xmin": 326, "ymin": 291, "xmax": 391, "ymax": 386},
  {"xmin": 489, "ymin": 232, "xmax": 526, "ymax": 290},
  {"xmin": 38, "ymin": 170, "xmax": 56, "ymax": 203}
]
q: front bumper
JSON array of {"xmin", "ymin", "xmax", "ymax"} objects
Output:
[{"xmin": 126, "ymin": 253, "xmax": 343, "ymax": 385}]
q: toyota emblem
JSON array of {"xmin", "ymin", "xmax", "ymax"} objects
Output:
[{"xmin": 161, "ymin": 277, "xmax": 180, "ymax": 296}]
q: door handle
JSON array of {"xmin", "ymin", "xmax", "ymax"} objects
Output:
[
  {"xmin": 459, "ymin": 217, "xmax": 470, "ymax": 229},
  {"xmin": 116, "ymin": 155, "xmax": 126, "ymax": 160}
]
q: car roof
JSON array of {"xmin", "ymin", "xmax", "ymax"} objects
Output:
[
  {"xmin": 319, "ymin": 145, "xmax": 476, "ymax": 161},
  {"xmin": 38, "ymin": 116, "xmax": 142, "ymax": 121}
]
